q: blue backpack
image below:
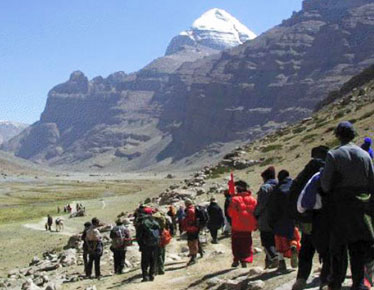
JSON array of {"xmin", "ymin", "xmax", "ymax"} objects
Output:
[{"xmin": 298, "ymin": 172, "xmax": 322, "ymax": 212}]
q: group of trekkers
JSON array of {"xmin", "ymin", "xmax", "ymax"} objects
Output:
[{"xmin": 79, "ymin": 121, "xmax": 374, "ymax": 290}]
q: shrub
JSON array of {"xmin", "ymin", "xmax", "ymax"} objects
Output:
[{"xmin": 292, "ymin": 126, "xmax": 307, "ymax": 134}]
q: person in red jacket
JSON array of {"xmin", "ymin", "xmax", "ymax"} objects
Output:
[
  {"xmin": 228, "ymin": 180, "xmax": 258, "ymax": 268},
  {"xmin": 182, "ymin": 199, "xmax": 200, "ymax": 266}
]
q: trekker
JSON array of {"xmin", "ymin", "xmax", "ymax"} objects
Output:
[
  {"xmin": 81, "ymin": 221, "xmax": 92, "ymax": 275},
  {"xmin": 289, "ymin": 146, "xmax": 331, "ymax": 290},
  {"xmin": 182, "ymin": 199, "xmax": 200, "ymax": 266},
  {"xmin": 207, "ymin": 197, "xmax": 225, "ymax": 244},
  {"xmin": 176, "ymin": 206, "xmax": 185, "ymax": 236},
  {"xmin": 269, "ymin": 170, "xmax": 300, "ymax": 271},
  {"xmin": 167, "ymin": 205, "xmax": 177, "ymax": 236},
  {"xmin": 153, "ymin": 209, "xmax": 171, "ymax": 275},
  {"xmin": 228, "ymin": 180, "xmax": 257, "ymax": 268},
  {"xmin": 254, "ymin": 166, "xmax": 279, "ymax": 268},
  {"xmin": 223, "ymin": 190, "xmax": 232, "ymax": 235},
  {"xmin": 85, "ymin": 218, "xmax": 103, "ymax": 279},
  {"xmin": 361, "ymin": 137, "xmax": 374, "ymax": 159},
  {"xmin": 47, "ymin": 215, "xmax": 53, "ymax": 231},
  {"xmin": 136, "ymin": 208, "xmax": 160, "ymax": 282},
  {"xmin": 321, "ymin": 121, "xmax": 374, "ymax": 290},
  {"xmin": 110, "ymin": 219, "xmax": 131, "ymax": 275}
]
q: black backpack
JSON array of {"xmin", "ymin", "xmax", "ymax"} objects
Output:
[{"xmin": 195, "ymin": 206, "xmax": 209, "ymax": 228}]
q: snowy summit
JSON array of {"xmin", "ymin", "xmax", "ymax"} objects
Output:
[{"xmin": 165, "ymin": 8, "xmax": 257, "ymax": 56}]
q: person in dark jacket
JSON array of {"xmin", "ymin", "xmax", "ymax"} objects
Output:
[
  {"xmin": 321, "ymin": 121, "xmax": 374, "ymax": 290},
  {"xmin": 85, "ymin": 218, "xmax": 103, "ymax": 279},
  {"xmin": 136, "ymin": 209, "xmax": 160, "ymax": 282},
  {"xmin": 47, "ymin": 215, "xmax": 53, "ymax": 231},
  {"xmin": 290, "ymin": 146, "xmax": 333, "ymax": 290},
  {"xmin": 361, "ymin": 137, "xmax": 374, "ymax": 159},
  {"xmin": 110, "ymin": 219, "xmax": 131, "ymax": 274},
  {"xmin": 269, "ymin": 170, "xmax": 299, "ymax": 271},
  {"xmin": 254, "ymin": 166, "xmax": 279, "ymax": 269},
  {"xmin": 207, "ymin": 197, "xmax": 225, "ymax": 244},
  {"xmin": 81, "ymin": 221, "xmax": 92, "ymax": 275}
]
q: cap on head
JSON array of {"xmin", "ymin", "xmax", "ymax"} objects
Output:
[
  {"xmin": 184, "ymin": 199, "xmax": 193, "ymax": 206},
  {"xmin": 261, "ymin": 166, "xmax": 276, "ymax": 180},
  {"xmin": 334, "ymin": 121, "xmax": 356, "ymax": 141},
  {"xmin": 143, "ymin": 207, "xmax": 153, "ymax": 215},
  {"xmin": 364, "ymin": 137, "xmax": 372, "ymax": 145}
]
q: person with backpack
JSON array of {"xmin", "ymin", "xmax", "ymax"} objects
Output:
[
  {"xmin": 288, "ymin": 146, "xmax": 332, "ymax": 290},
  {"xmin": 176, "ymin": 206, "xmax": 185, "ymax": 236},
  {"xmin": 167, "ymin": 205, "xmax": 177, "ymax": 236},
  {"xmin": 182, "ymin": 199, "xmax": 200, "ymax": 266},
  {"xmin": 207, "ymin": 197, "xmax": 225, "ymax": 244},
  {"xmin": 153, "ymin": 209, "xmax": 172, "ymax": 275},
  {"xmin": 81, "ymin": 221, "xmax": 91, "ymax": 275},
  {"xmin": 254, "ymin": 166, "xmax": 279, "ymax": 269},
  {"xmin": 85, "ymin": 217, "xmax": 103, "ymax": 279},
  {"xmin": 110, "ymin": 218, "xmax": 131, "ymax": 275},
  {"xmin": 136, "ymin": 209, "xmax": 161, "ymax": 282},
  {"xmin": 228, "ymin": 180, "xmax": 257, "ymax": 268},
  {"xmin": 268, "ymin": 170, "xmax": 300, "ymax": 271},
  {"xmin": 321, "ymin": 122, "xmax": 374, "ymax": 290}
]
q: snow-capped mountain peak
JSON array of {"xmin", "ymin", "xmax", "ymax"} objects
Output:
[{"xmin": 165, "ymin": 8, "xmax": 257, "ymax": 56}]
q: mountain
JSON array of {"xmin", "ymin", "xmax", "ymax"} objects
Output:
[
  {"xmin": 0, "ymin": 121, "xmax": 28, "ymax": 145},
  {"xmin": 3, "ymin": 0, "xmax": 374, "ymax": 171},
  {"xmin": 165, "ymin": 8, "xmax": 257, "ymax": 56}
]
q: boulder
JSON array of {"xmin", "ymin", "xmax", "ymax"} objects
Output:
[
  {"xmin": 64, "ymin": 235, "xmax": 81, "ymax": 249},
  {"xmin": 247, "ymin": 280, "xmax": 265, "ymax": 290}
]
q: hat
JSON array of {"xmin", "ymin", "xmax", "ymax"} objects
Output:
[
  {"xmin": 311, "ymin": 146, "xmax": 329, "ymax": 160},
  {"xmin": 143, "ymin": 207, "xmax": 153, "ymax": 215},
  {"xmin": 334, "ymin": 121, "xmax": 356, "ymax": 141},
  {"xmin": 364, "ymin": 137, "xmax": 372, "ymax": 145},
  {"xmin": 261, "ymin": 166, "xmax": 276, "ymax": 180},
  {"xmin": 184, "ymin": 199, "xmax": 193, "ymax": 206},
  {"xmin": 234, "ymin": 180, "xmax": 248, "ymax": 190}
]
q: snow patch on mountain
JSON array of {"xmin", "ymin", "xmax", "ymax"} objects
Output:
[
  {"xmin": 165, "ymin": 8, "xmax": 257, "ymax": 56},
  {"xmin": 0, "ymin": 121, "xmax": 28, "ymax": 144}
]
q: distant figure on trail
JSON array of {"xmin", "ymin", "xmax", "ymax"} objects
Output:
[
  {"xmin": 223, "ymin": 189, "xmax": 232, "ymax": 236},
  {"xmin": 67, "ymin": 204, "xmax": 72, "ymax": 213},
  {"xmin": 55, "ymin": 218, "xmax": 64, "ymax": 232},
  {"xmin": 81, "ymin": 221, "xmax": 92, "ymax": 275},
  {"xmin": 288, "ymin": 145, "xmax": 331, "ymax": 290},
  {"xmin": 254, "ymin": 166, "xmax": 278, "ymax": 269},
  {"xmin": 57, "ymin": 206, "xmax": 60, "ymax": 214},
  {"xmin": 46, "ymin": 215, "xmax": 53, "ymax": 231},
  {"xmin": 110, "ymin": 219, "xmax": 131, "ymax": 275},
  {"xmin": 268, "ymin": 170, "xmax": 300, "ymax": 271},
  {"xmin": 228, "ymin": 180, "xmax": 257, "ymax": 268},
  {"xmin": 321, "ymin": 121, "xmax": 374, "ymax": 290},
  {"xmin": 207, "ymin": 197, "xmax": 225, "ymax": 244},
  {"xmin": 181, "ymin": 199, "xmax": 200, "ymax": 266},
  {"xmin": 136, "ymin": 207, "xmax": 160, "ymax": 282},
  {"xmin": 361, "ymin": 137, "xmax": 374, "ymax": 159},
  {"xmin": 85, "ymin": 217, "xmax": 103, "ymax": 279}
]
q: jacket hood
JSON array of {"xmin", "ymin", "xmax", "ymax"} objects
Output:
[
  {"xmin": 364, "ymin": 137, "xmax": 372, "ymax": 145},
  {"xmin": 265, "ymin": 179, "xmax": 278, "ymax": 187}
]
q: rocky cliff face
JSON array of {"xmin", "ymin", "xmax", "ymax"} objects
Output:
[
  {"xmin": 4, "ymin": 1, "xmax": 374, "ymax": 171},
  {"xmin": 0, "ymin": 121, "xmax": 28, "ymax": 145}
]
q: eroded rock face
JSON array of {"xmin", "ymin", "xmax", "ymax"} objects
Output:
[{"xmin": 4, "ymin": 0, "xmax": 374, "ymax": 170}]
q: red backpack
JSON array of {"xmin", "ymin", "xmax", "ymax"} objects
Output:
[{"xmin": 160, "ymin": 229, "xmax": 172, "ymax": 247}]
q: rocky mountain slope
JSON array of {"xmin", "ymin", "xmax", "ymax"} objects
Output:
[
  {"xmin": 4, "ymin": 0, "xmax": 374, "ymax": 171},
  {"xmin": 2, "ymin": 63, "xmax": 374, "ymax": 290},
  {"xmin": 0, "ymin": 121, "xmax": 27, "ymax": 145}
]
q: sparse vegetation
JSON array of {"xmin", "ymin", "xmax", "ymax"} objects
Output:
[
  {"xmin": 208, "ymin": 166, "xmax": 232, "ymax": 179},
  {"xmin": 260, "ymin": 156, "xmax": 283, "ymax": 166},
  {"xmin": 300, "ymin": 134, "xmax": 317, "ymax": 142},
  {"xmin": 292, "ymin": 126, "xmax": 307, "ymax": 134},
  {"xmin": 261, "ymin": 144, "xmax": 283, "ymax": 153},
  {"xmin": 289, "ymin": 144, "xmax": 299, "ymax": 151}
]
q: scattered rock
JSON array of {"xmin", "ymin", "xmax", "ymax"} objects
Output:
[
  {"xmin": 247, "ymin": 280, "xmax": 265, "ymax": 290},
  {"xmin": 248, "ymin": 267, "xmax": 264, "ymax": 276}
]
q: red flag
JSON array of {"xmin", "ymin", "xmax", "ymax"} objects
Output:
[{"xmin": 228, "ymin": 172, "xmax": 235, "ymax": 195}]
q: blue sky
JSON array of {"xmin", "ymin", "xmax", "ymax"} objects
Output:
[{"xmin": 0, "ymin": 0, "xmax": 303, "ymax": 124}]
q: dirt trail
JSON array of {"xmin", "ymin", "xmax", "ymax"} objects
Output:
[{"xmin": 24, "ymin": 216, "xmax": 75, "ymax": 236}]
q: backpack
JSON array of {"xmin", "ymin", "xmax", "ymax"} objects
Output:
[
  {"xmin": 160, "ymin": 229, "xmax": 172, "ymax": 247},
  {"xmin": 297, "ymin": 172, "xmax": 323, "ymax": 213},
  {"xmin": 139, "ymin": 217, "xmax": 160, "ymax": 247},
  {"xmin": 86, "ymin": 227, "xmax": 101, "ymax": 242},
  {"xmin": 111, "ymin": 226, "xmax": 125, "ymax": 249},
  {"xmin": 153, "ymin": 211, "xmax": 167, "ymax": 230},
  {"xmin": 195, "ymin": 206, "xmax": 209, "ymax": 228}
]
